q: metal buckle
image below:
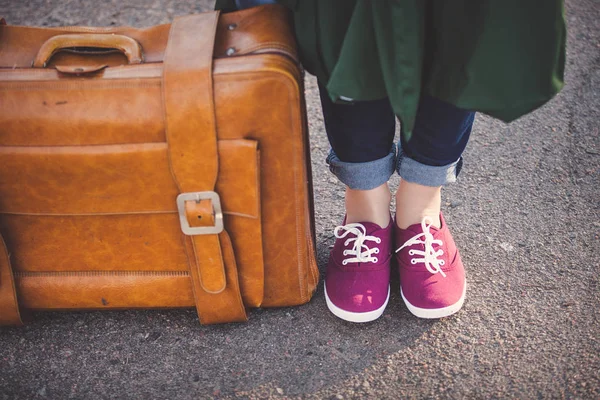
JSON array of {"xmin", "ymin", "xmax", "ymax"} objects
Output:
[{"xmin": 176, "ymin": 191, "xmax": 224, "ymax": 235}]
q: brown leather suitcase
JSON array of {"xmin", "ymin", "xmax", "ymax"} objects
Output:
[{"xmin": 0, "ymin": 5, "xmax": 319, "ymax": 325}]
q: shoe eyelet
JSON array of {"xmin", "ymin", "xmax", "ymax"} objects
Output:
[
  {"xmin": 408, "ymin": 250, "xmax": 415, "ymax": 256},
  {"xmin": 373, "ymin": 257, "xmax": 378, "ymax": 263},
  {"xmin": 439, "ymin": 260, "xmax": 445, "ymax": 266},
  {"xmin": 374, "ymin": 249, "xmax": 379, "ymax": 254},
  {"xmin": 439, "ymin": 250, "xmax": 444, "ymax": 255},
  {"xmin": 343, "ymin": 250, "xmax": 349, "ymax": 256},
  {"xmin": 411, "ymin": 259, "xmax": 417, "ymax": 265},
  {"xmin": 342, "ymin": 260, "xmax": 348, "ymax": 265},
  {"xmin": 376, "ymin": 238, "xmax": 381, "ymax": 244}
]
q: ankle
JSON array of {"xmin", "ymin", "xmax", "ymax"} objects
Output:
[
  {"xmin": 395, "ymin": 207, "xmax": 441, "ymax": 230},
  {"xmin": 345, "ymin": 183, "xmax": 392, "ymax": 227},
  {"xmin": 395, "ymin": 180, "xmax": 441, "ymax": 229}
]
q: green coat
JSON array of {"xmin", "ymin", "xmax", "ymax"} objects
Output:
[{"xmin": 216, "ymin": 0, "xmax": 566, "ymax": 138}]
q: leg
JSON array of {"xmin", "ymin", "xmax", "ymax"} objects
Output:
[
  {"xmin": 318, "ymin": 82, "xmax": 396, "ymax": 322},
  {"xmin": 394, "ymin": 94, "xmax": 475, "ymax": 319},
  {"xmin": 395, "ymin": 181, "xmax": 441, "ymax": 229},
  {"xmin": 345, "ymin": 184, "xmax": 391, "ymax": 228},
  {"xmin": 395, "ymin": 94, "xmax": 475, "ymax": 228},
  {"xmin": 319, "ymin": 82, "xmax": 396, "ymax": 227}
]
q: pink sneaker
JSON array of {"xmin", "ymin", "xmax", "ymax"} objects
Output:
[
  {"xmin": 394, "ymin": 213, "xmax": 466, "ymax": 318},
  {"xmin": 324, "ymin": 218, "xmax": 393, "ymax": 323}
]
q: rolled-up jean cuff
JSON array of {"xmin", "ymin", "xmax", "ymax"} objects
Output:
[
  {"xmin": 326, "ymin": 148, "xmax": 396, "ymax": 190},
  {"xmin": 396, "ymin": 149, "xmax": 463, "ymax": 187}
]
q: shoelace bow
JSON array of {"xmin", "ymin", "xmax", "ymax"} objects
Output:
[
  {"xmin": 334, "ymin": 223, "xmax": 381, "ymax": 265},
  {"xmin": 395, "ymin": 217, "xmax": 447, "ymax": 277}
]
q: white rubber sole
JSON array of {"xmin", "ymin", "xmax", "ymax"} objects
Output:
[
  {"xmin": 324, "ymin": 282, "xmax": 390, "ymax": 323},
  {"xmin": 401, "ymin": 280, "xmax": 467, "ymax": 319}
]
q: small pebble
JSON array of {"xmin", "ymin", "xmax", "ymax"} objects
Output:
[{"xmin": 499, "ymin": 243, "xmax": 514, "ymax": 252}]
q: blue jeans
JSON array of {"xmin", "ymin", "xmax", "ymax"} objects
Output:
[
  {"xmin": 234, "ymin": 0, "xmax": 276, "ymax": 9},
  {"xmin": 319, "ymin": 82, "xmax": 475, "ymax": 190},
  {"xmin": 233, "ymin": 0, "xmax": 475, "ymax": 189}
]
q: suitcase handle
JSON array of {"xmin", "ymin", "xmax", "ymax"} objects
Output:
[{"xmin": 32, "ymin": 33, "xmax": 143, "ymax": 68}]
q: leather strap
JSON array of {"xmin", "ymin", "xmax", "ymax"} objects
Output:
[
  {"xmin": 0, "ymin": 235, "xmax": 23, "ymax": 326},
  {"xmin": 163, "ymin": 13, "xmax": 247, "ymax": 324}
]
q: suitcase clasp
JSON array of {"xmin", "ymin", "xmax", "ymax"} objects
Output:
[{"xmin": 176, "ymin": 192, "xmax": 224, "ymax": 235}]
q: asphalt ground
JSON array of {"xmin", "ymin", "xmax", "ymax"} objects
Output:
[{"xmin": 0, "ymin": 1, "xmax": 599, "ymax": 399}]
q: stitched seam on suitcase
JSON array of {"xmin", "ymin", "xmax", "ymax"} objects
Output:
[
  {"xmin": 0, "ymin": 64, "xmax": 162, "ymax": 81},
  {"xmin": 230, "ymin": 43, "xmax": 295, "ymax": 59},
  {"xmin": 14, "ymin": 271, "xmax": 190, "ymax": 278},
  {"xmin": 0, "ymin": 81, "xmax": 160, "ymax": 91},
  {"xmin": 214, "ymin": 58, "xmax": 300, "ymax": 81},
  {"xmin": 290, "ymin": 80, "xmax": 306, "ymax": 302}
]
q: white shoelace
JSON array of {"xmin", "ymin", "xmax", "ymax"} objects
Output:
[
  {"xmin": 395, "ymin": 217, "xmax": 446, "ymax": 278},
  {"xmin": 334, "ymin": 223, "xmax": 381, "ymax": 265}
]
